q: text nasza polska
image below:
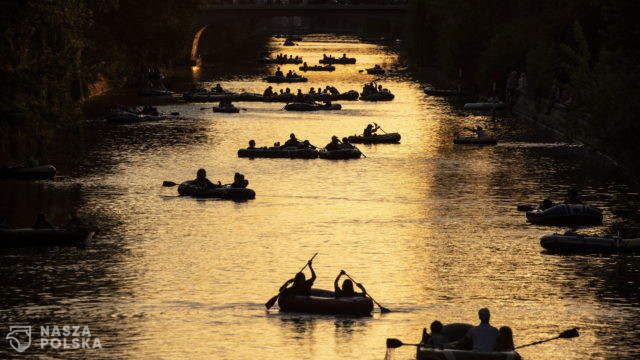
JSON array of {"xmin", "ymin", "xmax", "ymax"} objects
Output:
[{"xmin": 40, "ymin": 326, "xmax": 102, "ymax": 349}]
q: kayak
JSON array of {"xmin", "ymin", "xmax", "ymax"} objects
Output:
[
  {"xmin": 213, "ymin": 106, "xmax": 240, "ymax": 113},
  {"xmin": 453, "ymin": 137, "xmax": 498, "ymax": 145},
  {"xmin": 424, "ymin": 87, "xmax": 459, "ymax": 96},
  {"xmin": 360, "ymin": 91, "xmax": 395, "ymax": 101},
  {"xmin": 347, "ymin": 133, "xmax": 401, "ymax": 144},
  {"xmin": 264, "ymin": 75, "xmax": 308, "ymax": 83},
  {"xmin": 258, "ymin": 57, "xmax": 303, "ymax": 64},
  {"xmin": 299, "ymin": 65, "xmax": 335, "ymax": 72},
  {"xmin": 311, "ymin": 90, "xmax": 359, "ymax": 101},
  {"xmin": 526, "ymin": 204, "xmax": 603, "ymax": 226},
  {"xmin": 106, "ymin": 110, "xmax": 166, "ymax": 123},
  {"xmin": 138, "ymin": 87, "xmax": 173, "ymax": 96},
  {"xmin": 0, "ymin": 228, "xmax": 96, "ymax": 248},
  {"xmin": 463, "ymin": 102, "xmax": 506, "ymax": 110},
  {"xmin": 366, "ymin": 67, "xmax": 385, "ymax": 75},
  {"xmin": 0, "ymin": 165, "xmax": 56, "ymax": 180},
  {"xmin": 278, "ymin": 289, "xmax": 373, "ymax": 316},
  {"xmin": 319, "ymin": 148, "xmax": 362, "ymax": 160},
  {"xmin": 177, "ymin": 180, "xmax": 255, "ymax": 200},
  {"xmin": 319, "ymin": 57, "xmax": 356, "ymax": 64},
  {"xmin": 284, "ymin": 103, "xmax": 342, "ymax": 111},
  {"xmin": 540, "ymin": 233, "xmax": 640, "ymax": 253},
  {"xmin": 237, "ymin": 147, "xmax": 318, "ymax": 159}
]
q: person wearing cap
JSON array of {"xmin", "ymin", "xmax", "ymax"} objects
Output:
[{"xmin": 455, "ymin": 308, "xmax": 499, "ymax": 352}]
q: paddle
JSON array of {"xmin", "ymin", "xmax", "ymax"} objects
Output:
[
  {"xmin": 386, "ymin": 338, "xmax": 421, "ymax": 349},
  {"xmin": 515, "ymin": 328, "xmax": 579, "ymax": 349},
  {"xmin": 336, "ymin": 138, "xmax": 367, "ymax": 158},
  {"xmin": 265, "ymin": 252, "xmax": 318, "ymax": 310},
  {"xmin": 517, "ymin": 205, "xmax": 535, "ymax": 211},
  {"xmin": 343, "ymin": 272, "xmax": 390, "ymax": 313},
  {"xmin": 373, "ymin": 122, "xmax": 388, "ymax": 134}
]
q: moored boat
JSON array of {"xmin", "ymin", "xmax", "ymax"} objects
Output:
[
  {"xmin": 177, "ymin": 180, "xmax": 255, "ymax": 200},
  {"xmin": 237, "ymin": 147, "xmax": 318, "ymax": 159},
  {"xmin": 213, "ymin": 105, "xmax": 240, "ymax": 113},
  {"xmin": 540, "ymin": 233, "xmax": 640, "ymax": 253},
  {"xmin": 278, "ymin": 289, "xmax": 373, "ymax": 316},
  {"xmin": 0, "ymin": 165, "xmax": 56, "ymax": 180},
  {"xmin": 138, "ymin": 87, "xmax": 173, "ymax": 96},
  {"xmin": 284, "ymin": 102, "xmax": 342, "ymax": 111},
  {"xmin": 424, "ymin": 87, "xmax": 459, "ymax": 96},
  {"xmin": 105, "ymin": 110, "xmax": 166, "ymax": 123},
  {"xmin": 0, "ymin": 228, "xmax": 96, "ymax": 248},
  {"xmin": 264, "ymin": 75, "xmax": 308, "ymax": 83},
  {"xmin": 526, "ymin": 204, "xmax": 603, "ymax": 226},
  {"xmin": 318, "ymin": 148, "xmax": 362, "ymax": 160},
  {"xmin": 360, "ymin": 91, "xmax": 395, "ymax": 101},
  {"xmin": 347, "ymin": 133, "xmax": 401, "ymax": 144},
  {"xmin": 453, "ymin": 137, "xmax": 498, "ymax": 145}
]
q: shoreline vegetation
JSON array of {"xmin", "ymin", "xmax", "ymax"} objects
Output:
[{"xmin": 406, "ymin": 0, "xmax": 640, "ymax": 180}]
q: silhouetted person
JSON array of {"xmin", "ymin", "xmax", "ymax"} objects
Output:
[
  {"xmin": 283, "ymin": 133, "xmax": 301, "ymax": 148},
  {"xmin": 565, "ymin": 188, "xmax": 582, "ymax": 204},
  {"xmin": 213, "ymin": 83, "xmax": 224, "ymax": 93},
  {"xmin": 494, "ymin": 326, "xmax": 515, "ymax": 351},
  {"xmin": 34, "ymin": 213, "xmax": 54, "ymax": 229},
  {"xmin": 263, "ymin": 86, "xmax": 274, "ymax": 96},
  {"xmin": 325, "ymin": 136, "xmax": 341, "ymax": 150},
  {"xmin": 455, "ymin": 308, "xmax": 499, "ymax": 352},
  {"xmin": 275, "ymin": 67, "xmax": 283, "ymax": 77},
  {"xmin": 193, "ymin": 169, "xmax": 219, "ymax": 189},
  {"xmin": 248, "ymin": 140, "xmax": 256, "ymax": 149},
  {"xmin": 231, "ymin": 173, "xmax": 248, "ymax": 188},
  {"xmin": 363, "ymin": 123, "xmax": 380, "ymax": 137},
  {"xmin": 334, "ymin": 270, "xmax": 366, "ymax": 297},
  {"xmin": 422, "ymin": 321, "xmax": 448, "ymax": 348},
  {"xmin": 341, "ymin": 137, "xmax": 354, "ymax": 149},
  {"xmin": 279, "ymin": 259, "xmax": 316, "ymax": 296}
]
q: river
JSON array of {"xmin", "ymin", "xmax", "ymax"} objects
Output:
[{"xmin": 1, "ymin": 35, "xmax": 639, "ymax": 360}]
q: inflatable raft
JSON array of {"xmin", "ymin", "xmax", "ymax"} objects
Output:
[
  {"xmin": 540, "ymin": 233, "xmax": 640, "ymax": 253},
  {"xmin": 311, "ymin": 90, "xmax": 359, "ymax": 101},
  {"xmin": 0, "ymin": 228, "xmax": 96, "ymax": 248},
  {"xmin": 366, "ymin": 67, "xmax": 385, "ymax": 75},
  {"xmin": 463, "ymin": 102, "xmax": 506, "ymax": 110},
  {"xmin": 258, "ymin": 57, "xmax": 302, "ymax": 64},
  {"xmin": 278, "ymin": 289, "xmax": 373, "ymax": 316},
  {"xmin": 319, "ymin": 57, "xmax": 356, "ymax": 64},
  {"xmin": 347, "ymin": 133, "xmax": 401, "ymax": 144},
  {"xmin": 424, "ymin": 87, "xmax": 459, "ymax": 96},
  {"xmin": 284, "ymin": 103, "xmax": 342, "ymax": 111},
  {"xmin": 453, "ymin": 137, "xmax": 498, "ymax": 145},
  {"xmin": 138, "ymin": 87, "xmax": 173, "ymax": 96},
  {"xmin": 177, "ymin": 180, "xmax": 255, "ymax": 200},
  {"xmin": 319, "ymin": 148, "xmax": 362, "ymax": 160},
  {"xmin": 237, "ymin": 147, "xmax": 318, "ymax": 159},
  {"xmin": 299, "ymin": 65, "xmax": 335, "ymax": 72},
  {"xmin": 360, "ymin": 91, "xmax": 395, "ymax": 101},
  {"xmin": 264, "ymin": 75, "xmax": 308, "ymax": 83},
  {"xmin": 106, "ymin": 110, "xmax": 166, "ymax": 124},
  {"xmin": 526, "ymin": 204, "xmax": 603, "ymax": 226},
  {"xmin": 213, "ymin": 105, "xmax": 240, "ymax": 113},
  {"xmin": 0, "ymin": 165, "xmax": 56, "ymax": 180}
]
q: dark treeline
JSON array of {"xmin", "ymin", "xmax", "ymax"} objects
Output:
[
  {"xmin": 0, "ymin": 0, "xmax": 201, "ymax": 162},
  {"xmin": 408, "ymin": 0, "xmax": 640, "ymax": 177}
]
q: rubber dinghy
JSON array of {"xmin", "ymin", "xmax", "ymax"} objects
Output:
[
  {"xmin": 347, "ymin": 133, "xmax": 401, "ymax": 144},
  {"xmin": 540, "ymin": 233, "xmax": 640, "ymax": 253},
  {"xmin": 237, "ymin": 147, "xmax": 318, "ymax": 159},
  {"xmin": 311, "ymin": 90, "xmax": 359, "ymax": 101},
  {"xmin": 278, "ymin": 289, "xmax": 373, "ymax": 316},
  {"xmin": 106, "ymin": 110, "xmax": 165, "ymax": 124},
  {"xmin": 453, "ymin": 136, "xmax": 498, "ymax": 145},
  {"xmin": 177, "ymin": 180, "xmax": 255, "ymax": 200},
  {"xmin": 360, "ymin": 91, "xmax": 395, "ymax": 101},
  {"xmin": 284, "ymin": 103, "xmax": 341, "ymax": 111},
  {"xmin": 264, "ymin": 76, "xmax": 308, "ymax": 83},
  {"xmin": 319, "ymin": 57, "xmax": 356, "ymax": 64},
  {"xmin": 0, "ymin": 228, "xmax": 96, "ymax": 248},
  {"xmin": 366, "ymin": 67, "xmax": 385, "ymax": 75},
  {"xmin": 424, "ymin": 87, "xmax": 459, "ymax": 96},
  {"xmin": 213, "ymin": 105, "xmax": 240, "ymax": 113},
  {"xmin": 463, "ymin": 102, "xmax": 506, "ymax": 110},
  {"xmin": 318, "ymin": 148, "xmax": 362, "ymax": 160},
  {"xmin": 0, "ymin": 165, "xmax": 56, "ymax": 180},
  {"xmin": 526, "ymin": 204, "xmax": 603, "ymax": 226},
  {"xmin": 258, "ymin": 57, "xmax": 302, "ymax": 64},
  {"xmin": 299, "ymin": 65, "xmax": 335, "ymax": 71}
]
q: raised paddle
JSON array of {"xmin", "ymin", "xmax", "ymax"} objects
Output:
[
  {"xmin": 265, "ymin": 252, "xmax": 318, "ymax": 310},
  {"xmin": 515, "ymin": 328, "xmax": 579, "ymax": 349},
  {"xmin": 343, "ymin": 272, "xmax": 390, "ymax": 313},
  {"xmin": 373, "ymin": 122, "xmax": 388, "ymax": 134}
]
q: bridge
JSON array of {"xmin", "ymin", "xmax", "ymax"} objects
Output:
[{"xmin": 190, "ymin": 1, "xmax": 409, "ymax": 65}]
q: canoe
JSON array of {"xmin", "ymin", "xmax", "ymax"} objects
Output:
[
  {"xmin": 319, "ymin": 57, "xmax": 356, "ymax": 64},
  {"xmin": 417, "ymin": 348, "xmax": 521, "ymax": 360},
  {"xmin": 0, "ymin": 165, "xmax": 56, "ymax": 180},
  {"xmin": 264, "ymin": 75, "xmax": 308, "ymax": 83},
  {"xmin": 258, "ymin": 57, "xmax": 303, "ymax": 64},
  {"xmin": 138, "ymin": 87, "xmax": 173, "ymax": 96},
  {"xmin": 366, "ymin": 68, "xmax": 385, "ymax": 75},
  {"xmin": 463, "ymin": 102, "xmax": 506, "ymax": 110},
  {"xmin": 540, "ymin": 234, "xmax": 640, "ymax": 253},
  {"xmin": 310, "ymin": 90, "xmax": 359, "ymax": 101},
  {"xmin": 526, "ymin": 204, "xmax": 603, "ymax": 226},
  {"xmin": 424, "ymin": 87, "xmax": 459, "ymax": 96},
  {"xmin": 213, "ymin": 106, "xmax": 240, "ymax": 113},
  {"xmin": 360, "ymin": 91, "xmax": 395, "ymax": 101},
  {"xmin": 278, "ymin": 289, "xmax": 373, "ymax": 316},
  {"xmin": 237, "ymin": 147, "xmax": 318, "ymax": 159},
  {"xmin": 177, "ymin": 180, "xmax": 255, "ymax": 200},
  {"xmin": 105, "ymin": 111, "xmax": 166, "ymax": 123},
  {"xmin": 347, "ymin": 133, "xmax": 401, "ymax": 144},
  {"xmin": 453, "ymin": 137, "xmax": 498, "ymax": 145},
  {"xmin": 318, "ymin": 148, "xmax": 362, "ymax": 160},
  {"xmin": 299, "ymin": 65, "xmax": 335, "ymax": 72},
  {"xmin": 0, "ymin": 228, "xmax": 96, "ymax": 248},
  {"xmin": 284, "ymin": 103, "xmax": 342, "ymax": 111}
]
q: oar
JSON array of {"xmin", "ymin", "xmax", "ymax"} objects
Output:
[
  {"xmin": 344, "ymin": 272, "xmax": 390, "ymax": 313},
  {"xmin": 517, "ymin": 205, "xmax": 535, "ymax": 211},
  {"xmin": 515, "ymin": 328, "xmax": 579, "ymax": 349},
  {"xmin": 373, "ymin": 122, "xmax": 388, "ymax": 134},
  {"xmin": 354, "ymin": 146, "xmax": 367, "ymax": 158},
  {"xmin": 386, "ymin": 338, "xmax": 420, "ymax": 349},
  {"xmin": 265, "ymin": 252, "xmax": 318, "ymax": 310}
]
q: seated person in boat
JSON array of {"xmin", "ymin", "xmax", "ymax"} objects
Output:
[
  {"xmin": 323, "ymin": 54, "xmax": 328, "ymax": 59},
  {"xmin": 34, "ymin": 213, "xmax": 54, "ymax": 229},
  {"xmin": 374, "ymin": 64, "xmax": 382, "ymax": 69},
  {"xmin": 193, "ymin": 168, "xmax": 221, "ymax": 189},
  {"xmin": 263, "ymin": 86, "xmax": 274, "ymax": 96},
  {"xmin": 299, "ymin": 140, "xmax": 315, "ymax": 149},
  {"xmin": 334, "ymin": 270, "xmax": 366, "ymax": 297},
  {"xmin": 285, "ymin": 88, "xmax": 291, "ymax": 94},
  {"xmin": 342, "ymin": 53, "xmax": 347, "ymax": 59},
  {"xmin": 494, "ymin": 326, "xmax": 515, "ymax": 351},
  {"xmin": 540, "ymin": 198, "xmax": 554, "ymax": 210},
  {"xmin": 341, "ymin": 137, "xmax": 354, "ymax": 149},
  {"xmin": 322, "ymin": 100, "xmax": 332, "ymax": 107},
  {"xmin": 248, "ymin": 140, "xmax": 256, "ymax": 149},
  {"xmin": 275, "ymin": 67, "xmax": 284, "ymax": 77},
  {"xmin": 363, "ymin": 123, "xmax": 380, "ymax": 137},
  {"xmin": 218, "ymin": 99, "xmax": 234, "ymax": 108},
  {"xmin": 309, "ymin": 87, "xmax": 316, "ymax": 94},
  {"xmin": 454, "ymin": 308, "xmax": 499, "ymax": 352},
  {"xmin": 282, "ymin": 133, "xmax": 302, "ymax": 148},
  {"xmin": 231, "ymin": 173, "xmax": 248, "ymax": 188},
  {"xmin": 279, "ymin": 260, "xmax": 316, "ymax": 296},
  {"xmin": 295, "ymin": 89, "xmax": 306, "ymax": 102},
  {"xmin": 303, "ymin": 62, "xmax": 308, "ymax": 67},
  {"xmin": 464, "ymin": 126, "xmax": 489, "ymax": 138},
  {"xmin": 327, "ymin": 86, "xmax": 340, "ymax": 95},
  {"xmin": 212, "ymin": 83, "xmax": 224, "ymax": 93},
  {"xmin": 286, "ymin": 70, "xmax": 294, "ymax": 78},
  {"xmin": 565, "ymin": 188, "xmax": 582, "ymax": 204},
  {"xmin": 325, "ymin": 136, "xmax": 341, "ymax": 151},
  {"xmin": 421, "ymin": 320, "xmax": 448, "ymax": 348}
]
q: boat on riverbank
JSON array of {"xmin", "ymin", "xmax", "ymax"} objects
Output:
[
  {"xmin": 278, "ymin": 289, "xmax": 373, "ymax": 316},
  {"xmin": 0, "ymin": 228, "xmax": 96, "ymax": 248},
  {"xmin": 0, "ymin": 165, "xmax": 56, "ymax": 180}
]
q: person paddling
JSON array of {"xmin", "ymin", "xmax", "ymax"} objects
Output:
[
  {"xmin": 279, "ymin": 259, "xmax": 316, "ymax": 296},
  {"xmin": 334, "ymin": 270, "xmax": 366, "ymax": 297},
  {"xmin": 363, "ymin": 123, "xmax": 380, "ymax": 137},
  {"xmin": 464, "ymin": 126, "xmax": 489, "ymax": 139}
]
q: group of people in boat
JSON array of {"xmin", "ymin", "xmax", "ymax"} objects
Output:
[
  {"xmin": 262, "ymin": 85, "xmax": 345, "ymax": 98},
  {"xmin": 192, "ymin": 168, "xmax": 248, "ymax": 189},
  {"xmin": 322, "ymin": 53, "xmax": 351, "ymax": 61},
  {"xmin": 274, "ymin": 67, "xmax": 303, "ymax": 79},
  {"xmin": 113, "ymin": 105, "xmax": 160, "ymax": 116},
  {"xmin": 325, "ymin": 136, "xmax": 355, "ymax": 151},
  {"xmin": 189, "ymin": 83, "xmax": 225, "ymax": 94},
  {"xmin": 539, "ymin": 188, "xmax": 582, "ymax": 210},
  {"xmin": 422, "ymin": 308, "xmax": 515, "ymax": 352},
  {"xmin": 274, "ymin": 53, "xmax": 300, "ymax": 61},
  {"xmin": 362, "ymin": 81, "xmax": 390, "ymax": 96},
  {"xmin": 279, "ymin": 259, "xmax": 367, "ymax": 298}
]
